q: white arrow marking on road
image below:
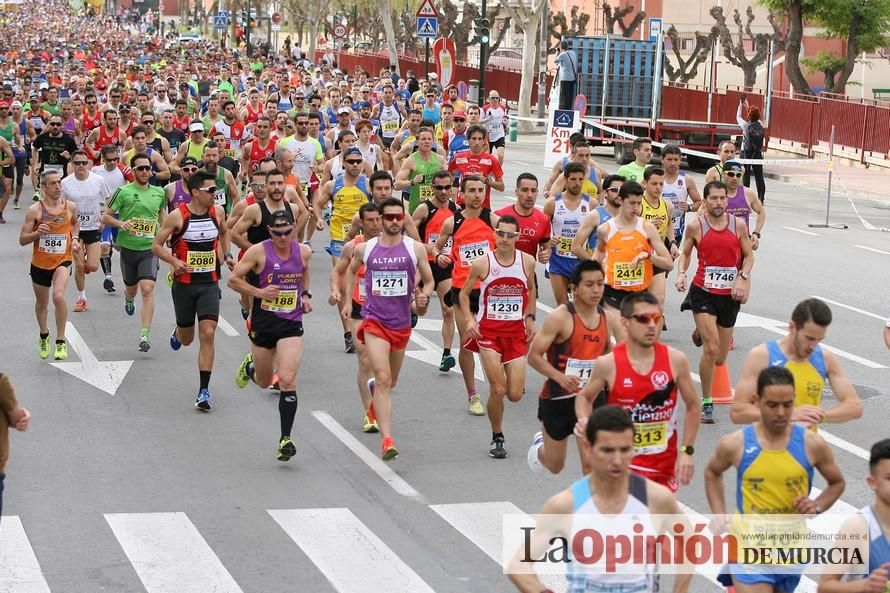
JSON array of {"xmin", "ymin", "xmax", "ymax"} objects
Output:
[
  {"xmin": 50, "ymin": 322, "xmax": 134, "ymax": 396},
  {"xmin": 216, "ymin": 315, "xmax": 240, "ymax": 336}
]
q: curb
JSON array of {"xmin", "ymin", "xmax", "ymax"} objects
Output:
[{"xmin": 762, "ymin": 171, "xmax": 890, "ymax": 206}]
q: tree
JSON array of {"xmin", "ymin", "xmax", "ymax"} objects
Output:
[
  {"xmin": 497, "ymin": 0, "xmax": 548, "ymax": 129},
  {"xmin": 602, "ymin": 3, "xmax": 645, "ymax": 38},
  {"xmin": 664, "ymin": 26, "xmax": 714, "ymax": 85},
  {"xmin": 550, "ymin": 5, "xmax": 590, "ymax": 50},
  {"xmin": 709, "ymin": 6, "xmax": 785, "ymax": 90},
  {"xmin": 801, "ymin": 50, "xmax": 848, "ymax": 91},
  {"xmin": 281, "ymin": 0, "xmax": 328, "ymax": 58}
]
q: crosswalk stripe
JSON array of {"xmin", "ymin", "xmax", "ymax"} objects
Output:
[
  {"xmin": 104, "ymin": 512, "xmax": 244, "ymax": 593},
  {"xmin": 0, "ymin": 516, "xmax": 52, "ymax": 593},
  {"xmin": 429, "ymin": 501, "xmax": 567, "ymax": 592},
  {"xmin": 269, "ymin": 508, "xmax": 436, "ymax": 593}
]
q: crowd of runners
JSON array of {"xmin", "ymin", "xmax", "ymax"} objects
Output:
[{"xmin": 2, "ymin": 3, "xmax": 889, "ymax": 592}]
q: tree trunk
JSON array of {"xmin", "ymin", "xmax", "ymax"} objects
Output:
[
  {"xmin": 784, "ymin": 0, "xmax": 812, "ymax": 96},
  {"xmin": 743, "ymin": 64, "xmax": 757, "ymax": 90},
  {"xmin": 517, "ymin": 8, "xmax": 540, "ymax": 131},
  {"xmin": 832, "ymin": 9, "xmax": 862, "ymax": 96},
  {"xmin": 307, "ymin": 5, "xmax": 319, "ymax": 62},
  {"xmin": 379, "ymin": 0, "xmax": 399, "ymax": 69}
]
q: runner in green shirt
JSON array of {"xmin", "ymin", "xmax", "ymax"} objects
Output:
[
  {"xmin": 102, "ymin": 153, "xmax": 167, "ymax": 352},
  {"xmin": 616, "ymin": 136, "xmax": 653, "ymax": 183}
]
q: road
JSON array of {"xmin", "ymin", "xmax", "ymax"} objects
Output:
[{"xmin": 1, "ymin": 136, "xmax": 889, "ymax": 593}]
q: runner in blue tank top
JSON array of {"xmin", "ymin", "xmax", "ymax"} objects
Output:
[{"xmin": 571, "ymin": 174, "xmax": 625, "ymax": 258}]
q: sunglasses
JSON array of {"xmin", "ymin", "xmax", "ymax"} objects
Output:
[
  {"xmin": 104, "ymin": 157, "xmax": 120, "ymax": 162},
  {"xmin": 48, "ymin": 122, "xmax": 61, "ymax": 126},
  {"xmin": 181, "ymin": 166, "xmax": 198, "ymax": 172},
  {"xmin": 345, "ymin": 159, "xmax": 362, "ymax": 165},
  {"xmin": 197, "ymin": 185, "xmax": 216, "ymax": 192},
  {"xmin": 490, "ymin": 96, "xmax": 500, "ymax": 100},
  {"xmin": 606, "ymin": 187, "xmax": 621, "ymax": 193},
  {"xmin": 142, "ymin": 120, "xmax": 154, "ymax": 125},
  {"xmin": 250, "ymin": 181, "xmax": 265, "ymax": 188},
  {"xmin": 270, "ymin": 227, "xmax": 293, "ymax": 236},
  {"xmin": 134, "ymin": 165, "xmax": 152, "ymax": 171},
  {"xmin": 627, "ymin": 313, "xmax": 663, "ymax": 325},
  {"xmin": 495, "ymin": 230, "xmax": 518, "ymax": 239},
  {"xmin": 724, "ymin": 171, "xmax": 742, "ymax": 178},
  {"xmin": 86, "ymin": 100, "xmax": 97, "ymax": 104},
  {"xmin": 432, "ymin": 184, "xmax": 451, "ymax": 191},
  {"xmin": 72, "ymin": 160, "xmax": 90, "ymax": 166},
  {"xmin": 453, "ymin": 118, "xmax": 465, "ymax": 122},
  {"xmin": 382, "ymin": 213, "xmax": 404, "ymax": 222}
]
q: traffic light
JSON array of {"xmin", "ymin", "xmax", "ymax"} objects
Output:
[
  {"xmin": 237, "ymin": 9, "xmax": 246, "ymax": 26},
  {"xmin": 473, "ymin": 17, "xmax": 490, "ymax": 45}
]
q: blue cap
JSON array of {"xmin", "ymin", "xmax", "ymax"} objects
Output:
[{"xmin": 345, "ymin": 147, "xmax": 362, "ymax": 157}]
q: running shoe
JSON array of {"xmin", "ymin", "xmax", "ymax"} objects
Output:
[
  {"xmin": 104, "ymin": 276, "xmax": 116, "ymax": 293},
  {"xmin": 277, "ymin": 436, "xmax": 297, "ymax": 461},
  {"xmin": 489, "ymin": 435, "xmax": 508, "ymax": 459},
  {"xmin": 0, "ymin": 214, "xmax": 6, "ymax": 224},
  {"xmin": 195, "ymin": 388, "xmax": 212, "ymax": 411},
  {"xmin": 467, "ymin": 394, "xmax": 485, "ymax": 416},
  {"xmin": 169, "ymin": 327, "xmax": 181, "ymax": 351},
  {"xmin": 73, "ymin": 297, "xmax": 87, "ymax": 312},
  {"xmin": 13, "ymin": 198, "xmax": 19, "ymax": 210},
  {"xmin": 527, "ymin": 431, "xmax": 544, "ymax": 472},
  {"xmin": 691, "ymin": 329, "xmax": 702, "ymax": 347},
  {"xmin": 139, "ymin": 334, "xmax": 151, "ymax": 352},
  {"xmin": 344, "ymin": 331, "xmax": 355, "ymax": 353},
  {"xmin": 166, "ymin": 271, "xmax": 173, "ymax": 288},
  {"xmin": 381, "ymin": 436, "xmax": 399, "ymax": 461},
  {"xmin": 438, "ymin": 353, "xmax": 456, "ymax": 372},
  {"xmin": 54, "ymin": 341, "xmax": 68, "ymax": 361},
  {"xmin": 235, "ymin": 352, "xmax": 253, "ymax": 388},
  {"xmin": 124, "ymin": 298, "xmax": 135, "ymax": 316},
  {"xmin": 270, "ymin": 373, "xmax": 280, "ymax": 391},
  {"xmin": 32, "ymin": 191, "xmax": 39, "ymax": 202},
  {"xmin": 729, "ymin": 337, "xmax": 735, "ymax": 351},
  {"xmin": 240, "ymin": 306, "xmax": 249, "ymax": 320},
  {"xmin": 701, "ymin": 402, "xmax": 716, "ymax": 424},
  {"xmin": 38, "ymin": 336, "xmax": 50, "ymax": 360},
  {"xmin": 362, "ymin": 411, "xmax": 379, "ymax": 433}
]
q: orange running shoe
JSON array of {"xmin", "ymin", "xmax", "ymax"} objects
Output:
[{"xmin": 381, "ymin": 436, "xmax": 398, "ymax": 461}]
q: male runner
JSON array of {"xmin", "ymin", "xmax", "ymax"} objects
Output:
[
  {"xmin": 153, "ymin": 169, "xmax": 232, "ymax": 411},
  {"xmin": 705, "ymin": 366, "xmax": 845, "ymax": 593},
  {"xmin": 494, "ymin": 172, "xmax": 551, "ymax": 264},
  {"xmin": 723, "ymin": 160, "xmax": 766, "ymax": 250},
  {"xmin": 461, "ymin": 214, "xmax": 537, "ymax": 459},
  {"xmin": 200, "ymin": 142, "xmax": 240, "ymax": 215},
  {"xmin": 675, "ymin": 180, "xmax": 754, "ymax": 424},
  {"xmin": 640, "ymin": 165, "xmax": 677, "ymax": 318},
  {"xmin": 62, "ymin": 150, "xmax": 111, "ymax": 312},
  {"xmin": 394, "ymin": 127, "xmax": 446, "ymax": 213},
  {"xmin": 509, "ymin": 405, "xmax": 692, "ymax": 593},
  {"xmin": 616, "ymin": 136, "xmax": 653, "ymax": 182},
  {"xmin": 316, "ymin": 146, "xmax": 370, "ymax": 264},
  {"xmin": 480, "ymin": 90, "xmax": 507, "ymax": 164},
  {"xmin": 547, "ymin": 141, "xmax": 608, "ymax": 201},
  {"xmin": 102, "ymin": 153, "xmax": 167, "ymax": 352},
  {"xmin": 342, "ymin": 198, "xmax": 434, "ymax": 460},
  {"xmin": 575, "ymin": 292, "xmax": 700, "ymax": 492},
  {"xmin": 528, "ymin": 260, "xmax": 615, "ymax": 474},
  {"xmin": 19, "ymin": 170, "xmax": 79, "ymax": 360},
  {"xmin": 231, "ymin": 210, "xmax": 312, "ymax": 462},
  {"xmin": 543, "ymin": 162, "xmax": 590, "ymax": 306},
  {"xmin": 704, "ymin": 140, "xmax": 738, "ymax": 184},
  {"xmin": 447, "ymin": 124, "xmax": 504, "ymax": 208},
  {"xmin": 660, "ymin": 144, "xmax": 702, "ymax": 247},
  {"xmin": 93, "ymin": 144, "xmax": 135, "ymax": 293},
  {"xmin": 571, "ymin": 174, "xmax": 624, "ymax": 259},
  {"xmin": 730, "ymin": 298, "xmax": 863, "ymax": 428},
  {"xmin": 434, "ymin": 175, "xmax": 499, "ymax": 415}
]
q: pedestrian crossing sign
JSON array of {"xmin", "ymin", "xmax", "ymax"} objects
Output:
[{"xmin": 417, "ymin": 17, "xmax": 438, "ymax": 38}]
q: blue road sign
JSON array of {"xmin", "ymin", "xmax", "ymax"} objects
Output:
[
  {"xmin": 213, "ymin": 15, "xmax": 227, "ymax": 30},
  {"xmin": 553, "ymin": 109, "xmax": 575, "ymax": 128},
  {"xmin": 417, "ymin": 17, "xmax": 438, "ymax": 39}
]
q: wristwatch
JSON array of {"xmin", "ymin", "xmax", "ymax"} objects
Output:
[
  {"xmin": 301, "ymin": 290, "xmax": 313, "ymax": 298},
  {"xmin": 739, "ymin": 271, "xmax": 750, "ymax": 280},
  {"xmin": 751, "ymin": 231, "xmax": 762, "ymax": 238},
  {"xmin": 525, "ymin": 313, "xmax": 536, "ymax": 321},
  {"xmin": 680, "ymin": 445, "xmax": 695, "ymax": 455}
]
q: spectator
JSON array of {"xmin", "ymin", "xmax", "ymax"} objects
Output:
[
  {"xmin": 554, "ymin": 39, "xmax": 578, "ymax": 111},
  {"xmin": 737, "ymin": 97, "xmax": 766, "ymax": 203},
  {"xmin": 0, "ymin": 373, "xmax": 31, "ymax": 522}
]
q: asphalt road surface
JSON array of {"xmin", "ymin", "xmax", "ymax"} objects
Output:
[{"xmin": 1, "ymin": 136, "xmax": 889, "ymax": 593}]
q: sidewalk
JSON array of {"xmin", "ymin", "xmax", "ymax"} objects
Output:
[{"xmin": 759, "ymin": 152, "xmax": 890, "ymax": 205}]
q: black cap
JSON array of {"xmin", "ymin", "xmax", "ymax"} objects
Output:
[
  {"xmin": 268, "ymin": 210, "xmax": 293, "ymax": 228},
  {"xmin": 180, "ymin": 156, "xmax": 199, "ymax": 167},
  {"xmin": 724, "ymin": 160, "xmax": 744, "ymax": 173}
]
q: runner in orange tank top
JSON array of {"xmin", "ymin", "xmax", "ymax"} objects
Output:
[
  {"xmin": 19, "ymin": 169, "xmax": 80, "ymax": 361},
  {"xmin": 575, "ymin": 292, "xmax": 701, "ymax": 492}
]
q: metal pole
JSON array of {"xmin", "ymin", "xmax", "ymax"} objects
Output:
[
  {"xmin": 600, "ymin": 35, "xmax": 610, "ymax": 119},
  {"xmin": 353, "ymin": 5, "xmax": 357, "ymax": 50},
  {"xmin": 706, "ymin": 37, "xmax": 715, "ymax": 123},
  {"xmin": 650, "ymin": 30, "xmax": 663, "ymax": 130},
  {"xmin": 246, "ymin": 0, "xmax": 251, "ymax": 57},
  {"xmin": 536, "ymin": 2, "xmax": 548, "ymax": 119},
  {"xmin": 824, "ymin": 125, "xmax": 835, "ymax": 226},
  {"xmin": 425, "ymin": 38, "xmax": 430, "ymax": 79},
  {"xmin": 478, "ymin": 0, "xmax": 487, "ymax": 102},
  {"xmin": 765, "ymin": 38, "xmax": 775, "ymax": 125}
]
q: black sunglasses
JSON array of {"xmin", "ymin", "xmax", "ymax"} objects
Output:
[
  {"xmin": 134, "ymin": 165, "xmax": 152, "ymax": 171},
  {"xmin": 269, "ymin": 227, "xmax": 293, "ymax": 236},
  {"xmin": 432, "ymin": 184, "xmax": 451, "ymax": 191}
]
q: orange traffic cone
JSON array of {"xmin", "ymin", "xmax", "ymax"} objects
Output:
[{"xmin": 711, "ymin": 362, "xmax": 734, "ymax": 404}]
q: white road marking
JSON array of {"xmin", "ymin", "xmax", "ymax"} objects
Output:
[
  {"xmin": 0, "ymin": 516, "xmax": 52, "ymax": 593},
  {"xmin": 104, "ymin": 512, "xmax": 244, "ymax": 593},
  {"xmin": 430, "ymin": 501, "xmax": 566, "ymax": 592},
  {"xmin": 854, "ymin": 244, "xmax": 890, "ymax": 255},
  {"xmin": 269, "ymin": 508, "xmax": 436, "ymax": 593},
  {"xmin": 50, "ymin": 321, "xmax": 133, "ymax": 396},
  {"xmin": 216, "ymin": 315, "xmax": 240, "ymax": 336},
  {"xmin": 311, "ymin": 411, "xmax": 424, "ymax": 499},
  {"xmin": 819, "ymin": 430, "xmax": 871, "ymax": 461},
  {"xmin": 782, "ymin": 225, "xmax": 819, "ymax": 236},
  {"xmin": 811, "ymin": 296, "xmax": 886, "ymax": 321},
  {"xmin": 536, "ymin": 302, "xmax": 555, "ymax": 314},
  {"xmin": 810, "ymin": 486, "xmax": 858, "ymax": 514}
]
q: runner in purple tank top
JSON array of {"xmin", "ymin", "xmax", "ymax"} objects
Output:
[
  {"xmin": 229, "ymin": 209, "xmax": 313, "ymax": 463},
  {"xmin": 343, "ymin": 197, "xmax": 434, "ymax": 461},
  {"xmin": 721, "ymin": 160, "xmax": 766, "ymax": 251}
]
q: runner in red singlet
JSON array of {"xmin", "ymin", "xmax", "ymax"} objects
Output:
[
  {"xmin": 239, "ymin": 116, "xmax": 277, "ymax": 179},
  {"xmin": 85, "ymin": 109, "xmax": 122, "ymax": 165}
]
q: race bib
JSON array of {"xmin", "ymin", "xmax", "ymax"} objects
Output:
[
  {"xmin": 633, "ymin": 421, "xmax": 668, "ymax": 455},
  {"xmin": 419, "ymin": 184, "xmax": 434, "ymax": 200},
  {"xmin": 459, "ymin": 241, "xmax": 489, "ymax": 267},
  {"xmin": 78, "ymin": 209, "xmax": 98, "ymax": 227},
  {"xmin": 565, "ymin": 358, "xmax": 595, "ymax": 389},
  {"xmin": 613, "ymin": 262, "xmax": 645, "ymax": 288},
  {"xmin": 45, "ymin": 164, "xmax": 64, "ymax": 175},
  {"xmin": 371, "ymin": 270, "xmax": 408, "ymax": 297},
  {"xmin": 381, "ymin": 119, "xmax": 399, "ymax": 135},
  {"xmin": 214, "ymin": 188, "xmax": 226, "ymax": 206},
  {"xmin": 39, "ymin": 233, "xmax": 67, "ymax": 254},
  {"xmin": 261, "ymin": 289, "xmax": 298, "ymax": 312},
  {"xmin": 703, "ymin": 266, "xmax": 737, "ymax": 291},
  {"xmin": 357, "ymin": 272, "xmax": 367, "ymax": 301},
  {"xmin": 186, "ymin": 250, "xmax": 216, "ymax": 273},
  {"xmin": 556, "ymin": 235, "xmax": 576, "ymax": 258},
  {"xmin": 427, "ymin": 233, "xmax": 453, "ymax": 252},
  {"xmin": 129, "ymin": 217, "xmax": 157, "ymax": 238},
  {"xmin": 486, "ymin": 295, "xmax": 522, "ymax": 321},
  {"xmin": 670, "ymin": 206, "xmax": 683, "ymax": 231}
]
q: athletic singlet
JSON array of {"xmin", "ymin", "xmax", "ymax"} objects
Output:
[
  {"xmin": 765, "ymin": 340, "xmax": 828, "ymax": 415},
  {"xmin": 737, "ymin": 424, "xmax": 813, "ymax": 514},
  {"xmin": 603, "ymin": 218, "xmax": 653, "ymax": 292},
  {"xmin": 0, "ymin": 119, "xmax": 15, "ymax": 146},
  {"xmin": 248, "ymin": 137, "xmax": 277, "ymax": 173},
  {"xmin": 247, "ymin": 200, "xmax": 295, "ymax": 245},
  {"xmin": 567, "ymin": 474, "xmax": 656, "ymax": 593},
  {"xmin": 550, "ymin": 193, "xmax": 590, "ymax": 260},
  {"xmin": 586, "ymin": 205, "xmax": 614, "ymax": 251},
  {"xmin": 32, "ymin": 200, "xmax": 73, "ymax": 269},
  {"xmin": 170, "ymin": 204, "xmax": 220, "ymax": 284},
  {"xmin": 560, "ymin": 158, "xmax": 600, "ymax": 199},
  {"xmin": 861, "ymin": 505, "xmax": 890, "ymax": 575},
  {"xmin": 726, "ymin": 184, "xmax": 751, "ymax": 227},
  {"xmin": 172, "ymin": 114, "xmax": 191, "ymax": 133},
  {"xmin": 95, "ymin": 125, "xmax": 122, "ymax": 160},
  {"xmin": 541, "ymin": 302, "xmax": 609, "ymax": 400},
  {"xmin": 182, "ymin": 138, "xmax": 209, "ymax": 161},
  {"xmin": 609, "ymin": 342, "xmax": 680, "ymax": 489},
  {"xmin": 417, "ymin": 199, "xmax": 456, "ymax": 261},
  {"xmin": 351, "ymin": 235, "xmax": 367, "ymax": 304},
  {"xmin": 82, "ymin": 110, "xmax": 102, "ymax": 133},
  {"xmin": 693, "ymin": 215, "xmax": 742, "ymax": 295},
  {"xmin": 361, "ymin": 236, "xmax": 418, "ymax": 329},
  {"xmin": 449, "ymin": 210, "xmax": 495, "ymax": 289},
  {"xmin": 213, "ymin": 119, "xmax": 247, "ymax": 158},
  {"xmin": 252, "ymin": 240, "xmax": 305, "ymax": 325},
  {"xmin": 641, "ymin": 196, "xmax": 670, "ymax": 242},
  {"xmin": 407, "ymin": 151, "xmax": 440, "ymax": 214},
  {"xmin": 210, "ymin": 166, "xmax": 229, "ymax": 212},
  {"xmin": 244, "ymin": 103, "xmax": 263, "ymax": 124},
  {"xmin": 167, "ymin": 179, "xmax": 191, "ymax": 211},
  {"xmin": 379, "ymin": 103, "xmax": 402, "ymax": 139},
  {"xmin": 330, "ymin": 175, "xmax": 370, "ymax": 242},
  {"xmin": 476, "ymin": 251, "xmax": 528, "ymax": 336},
  {"xmin": 61, "ymin": 116, "xmax": 77, "ymax": 138},
  {"xmin": 447, "ymin": 130, "xmax": 468, "ymax": 162},
  {"xmin": 661, "ymin": 171, "xmax": 689, "ymax": 241}
]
